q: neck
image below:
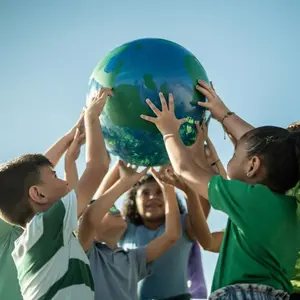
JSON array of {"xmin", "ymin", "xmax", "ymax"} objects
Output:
[{"xmin": 143, "ymin": 219, "xmax": 164, "ymax": 230}]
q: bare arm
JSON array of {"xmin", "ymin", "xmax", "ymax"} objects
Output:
[
  {"xmin": 78, "ymin": 179, "xmax": 130, "ymax": 251},
  {"xmin": 184, "ymin": 187, "xmax": 210, "ymax": 240},
  {"xmin": 94, "ymin": 161, "xmax": 120, "ymax": 198},
  {"xmin": 185, "ymin": 188, "xmax": 224, "ymax": 252},
  {"xmin": 64, "ymin": 129, "xmax": 84, "ymax": 190},
  {"xmin": 78, "ymin": 161, "xmax": 148, "ymax": 251},
  {"xmin": 44, "ymin": 114, "xmax": 84, "ymax": 167},
  {"xmin": 222, "ymin": 114, "xmax": 254, "ymax": 141},
  {"xmin": 146, "ymin": 170, "xmax": 181, "ymax": 263},
  {"xmin": 75, "ymin": 89, "xmax": 111, "ymax": 217},
  {"xmin": 164, "ymin": 133, "xmax": 215, "ymax": 199},
  {"xmin": 44, "ymin": 135, "xmax": 72, "ymax": 167},
  {"xmin": 196, "ymin": 81, "xmax": 254, "ymax": 141}
]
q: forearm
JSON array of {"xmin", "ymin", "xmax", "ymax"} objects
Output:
[
  {"xmin": 186, "ymin": 193, "xmax": 213, "ymax": 250},
  {"xmin": 164, "ymin": 134, "xmax": 215, "ymax": 198},
  {"xmin": 86, "ymin": 179, "xmax": 129, "ymax": 226},
  {"xmin": 85, "ymin": 117, "xmax": 108, "ymax": 171},
  {"xmin": 222, "ymin": 114, "xmax": 254, "ymax": 141},
  {"xmin": 64, "ymin": 161, "xmax": 79, "ymax": 190},
  {"xmin": 44, "ymin": 135, "xmax": 71, "ymax": 167},
  {"xmin": 94, "ymin": 162, "xmax": 120, "ymax": 198},
  {"xmin": 76, "ymin": 116, "xmax": 109, "ymax": 217},
  {"xmin": 163, "ymin": 187, "xmax": 181, "ymax": 241}
]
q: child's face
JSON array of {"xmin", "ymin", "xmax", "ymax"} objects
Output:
[
  {"xmin": 135, "ymin": 181, "xmax": 165, "ymax": 222},
  {"xmin": 227, "ymin": 141, "xmax": 250, "ymax": 181},
  {"xmin": 31, "ymin": 166, "xmax": 69, "ymax": 205}
]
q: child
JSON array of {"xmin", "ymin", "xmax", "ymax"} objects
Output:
[
  {"xmin": 141, "ymin": 84, "xmax": 300, "ymax": 299},
  {"xmin": 78, "ymin": 162, "xmax": 181, "ymax": 300},
  {"xmin": 287, "ymin": 122, "xmax": 300, "ymax": 300},
  {"xmin": 0, "ymin": 113, "xmax": 84, "ymax": 300},
  {"xmin": 0, "ymin": 88, "xmax": 112, "ymax": 300}
]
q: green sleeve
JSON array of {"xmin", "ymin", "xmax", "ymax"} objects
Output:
[
  {"xmin": 208, "ymin": 175, "xmax": 272, "ymax": 232},
  {"xmin": 0, "ymin": 218, "xmax": 13, "ymax": 238}
]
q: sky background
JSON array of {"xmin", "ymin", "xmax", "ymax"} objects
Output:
[{"xmin": 1, "ymin": 0, "xmax": 300, "ymax": 294}]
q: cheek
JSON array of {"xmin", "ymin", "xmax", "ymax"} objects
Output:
[{"xmin": 135, "ymin": 198, "xmax": 145, "ymax": 215}]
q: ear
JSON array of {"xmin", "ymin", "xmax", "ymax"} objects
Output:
[
  {"xmin": 246, "ymin": 156, "xmax": 261, "ymax": 178},
  {"xmin": 29, "ymin": 186, "xmax": 48, "ymax": 204}
]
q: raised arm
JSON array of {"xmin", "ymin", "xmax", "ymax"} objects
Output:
[
  {"xmin": 196, "ymin": 80, "xmax": 254, "ymax": 140},
  {"xmin": 78, "ymin": 161, "xmax": 148, "ymax": 251},
  {"xmin": 145, "ymin": 168, "xmax": 181, "ymax": 263},
  {"xmin": 64, "ymin": 129, "xmax": 85, "ymax": 190},
  {"xmin": 44, "ymin": 114, "xmax": 84, "ymax": 167},
  {"xmin": 141, "ymin": 93, "xmax": 215, "ymax": 199},
  {"xmin": 75, "ymin": 88, "xmax": 112, "ymax": 217},
  {"xmin": 94, "ymin": 160, "xmax": 120, "ymax": 198}
]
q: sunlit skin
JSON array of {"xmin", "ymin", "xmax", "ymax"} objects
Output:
[
  {"xmin": 135, "ymin": 181, "xmax": 165, "ymax": 224},
  {"xmin": 28, "ymin": 166, "xmax": 70, "ymax": 215},
  {"xmin": 95, "ymin": 212, "xmax": 127, "ymax": 249}
]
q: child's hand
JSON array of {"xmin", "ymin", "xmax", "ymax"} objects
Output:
[
  {"xmin": 141, "ymin": 93, "xmax": 187, "ymax": 136},
  {"xmin": 196, "ymin": 80, "xmax": 229, "ymax": 122},
  {"xmin": 118, "ymin": 161, "xmax": 148, "ymax": 188},
  {"xmin": 186, "ymin": 121, "xmax": 207, "ymax": 156},
  {"xmin": 150, "ymin": 167, "xmax": 176, "ymax": 193},
  {"xmin": 65, "ymin": 129, "xmax": 85, "ymax": 163},
  {"xmin": 65, "ymin": 113, "xmax": 85, "ymax": 144},
  {"xmin": 85, "ymin": 87, "xmax": 113, "ymax": 119},
  {"xmin": 156, "ymin": 165, "xmax": 187, "ymax": 191}
]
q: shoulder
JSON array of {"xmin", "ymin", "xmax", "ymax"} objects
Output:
[{"xmin": 0, "ymin": 218, "xmax": 23, "ymax": 239}]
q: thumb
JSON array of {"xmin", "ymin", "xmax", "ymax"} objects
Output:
[{"xmin": 198, "ymin": 101, "xmax": 211, "ymax": 109}]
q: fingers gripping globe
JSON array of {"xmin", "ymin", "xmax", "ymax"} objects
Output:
[{"xmin": 87, "ymin": 38, "xmax": 209, "ymax": 166}]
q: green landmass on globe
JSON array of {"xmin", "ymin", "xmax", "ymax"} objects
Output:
[{"xmin": 87, "ymin": 38, "xmax": 209, "ymax": 166}]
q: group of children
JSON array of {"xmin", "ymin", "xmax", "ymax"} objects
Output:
[{"xmin": 0, "ymin": 81, "xmax": 299, "ymax": 300}]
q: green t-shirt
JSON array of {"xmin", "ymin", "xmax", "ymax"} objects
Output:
[
  {"xmin": 12, "ymin": 191, "xmax": 94, "ymax": 300},
  {"xmin": 287, "ymin": 183, "xmax": 300, "ymax": 293},
  {"xmin": 208, "ymin": 175, "xmax": 300, "ymax": 293},
  {"xmin": 0, "ymin": 219, "xmax": 23, "ymax": 300}
]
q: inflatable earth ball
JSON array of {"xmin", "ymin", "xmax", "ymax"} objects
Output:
[{"xmin": 87, "ymin": 38, "xmax": 209, "ymax": 166}]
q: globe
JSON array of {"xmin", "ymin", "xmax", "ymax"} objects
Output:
[{"xmin": 87, "ymin": 38, "xmax": 209, "ymax": 166}]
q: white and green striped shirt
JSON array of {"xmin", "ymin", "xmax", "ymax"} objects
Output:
[{"xmin": 12, "ymin": 190, "xmax": 94, "ymax": 300}]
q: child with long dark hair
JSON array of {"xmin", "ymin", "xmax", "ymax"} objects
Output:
[{"xmin": 140, "ymin": 82, "xmax": 300, "ymax": 300}]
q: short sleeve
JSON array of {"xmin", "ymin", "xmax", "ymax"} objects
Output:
[
  {"xmin": 0, "ymin": 218, "xmax": 15, "ymax": 238},
  {"xmin": 129, "ymin": 247, "xmax": 152, "ymax": 280},
  {"xmin": 208, "ymin": 175, "xmax": 272, "ymax": 231},
  {"xmin": 42, "ymin": 190, "xmax": 78, "ymax": 244},
  {"xmin": 119, "ymin": 222, "xmax": 138, "ymax": 250}
]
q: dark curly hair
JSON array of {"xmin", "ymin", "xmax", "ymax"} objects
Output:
[{"xmin": 122, "ymin": 174, "xmax": 186, "ymax": 225}]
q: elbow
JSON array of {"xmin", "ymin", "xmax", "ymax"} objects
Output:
[
  {"xmin": 198, "ymin": 238, "xmax": 214, "ymax": 252},
  {"xmin": 166, "ymin": 229, "xmax": 182, "ymax": 245}
]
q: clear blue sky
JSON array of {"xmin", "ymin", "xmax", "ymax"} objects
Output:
[{"xmin": 1, "ymin": 0, "xmax": 299, "ymax": 293}]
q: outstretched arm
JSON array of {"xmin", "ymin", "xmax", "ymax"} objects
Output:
[
  {"xmin": 145, "ymin": 169, "xmax": 181, "ymax": 263},
  {"xmin": 78, "ymin": 162, "xmax": 148, "ymax": 251},
  {"xmin": 94, "ymin": 161, "xmax": 120, "ymax": 198},
  {"xmin": 75, "ymin": 88, "xmax": 111, "ymax": 217},
  {"xmin": 197, "ymin": 81, "xmax": 254, "ymax": 140},
  {"xmin": 44, "ymin": 114, "xmax": 84, "ymax": 167}
]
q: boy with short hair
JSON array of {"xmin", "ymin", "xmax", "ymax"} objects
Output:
[
  {"xmin": 0, "ymin": 112, "xmax": 84, "ymax": 300},
  {"xmin": 78, "ymin": 163, "xmax": 182, "ymax": 300},
  {"xmin": 0, "ymin": 88, "xmax": 112, "ymax": 300}
]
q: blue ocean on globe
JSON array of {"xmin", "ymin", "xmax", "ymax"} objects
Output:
[{"xmin": 87, "ymin": 38, "xmax": 209, "ymax": 166}]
